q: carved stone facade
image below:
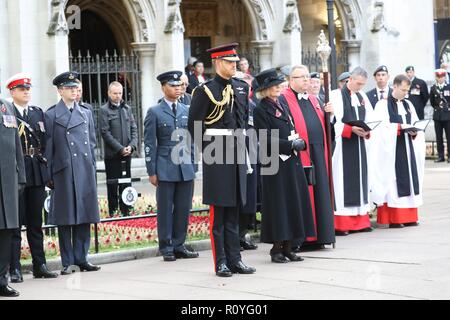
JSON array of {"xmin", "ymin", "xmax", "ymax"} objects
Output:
[{"xmin": 0, "ymin": 0, "xmax": 436, "ymax": 112}]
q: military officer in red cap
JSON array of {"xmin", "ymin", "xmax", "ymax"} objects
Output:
[
  {"xmin": 430, "ymin": 69, "xmax": 450, "ymax": 163},
  {"xmin": 188, "ymin": 43, "xmax": 256, "ymax": 277},
  {"xmin": 5, "ymin": 73, "xmax": 58, "ymax": 283}
]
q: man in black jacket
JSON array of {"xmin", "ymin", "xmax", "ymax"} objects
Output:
[
  {"xmin": 100, "ymin": 81, "xmax": 138, "ymax": 216},
  {"xmin": 430, "ymin": 69, "xmax": 450, "ymax": 163},
  {"xmin": 6, "ymin": 73, "xmax": 58, "ymax": 284},
  {"xmin": 406, "ymin": 66, "xmax": 429, "ymax": 120}
]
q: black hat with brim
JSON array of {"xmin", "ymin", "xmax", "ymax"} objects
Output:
[{"xmin": 255, "ymin": 68, "xmax": 285, "ymax": 92}]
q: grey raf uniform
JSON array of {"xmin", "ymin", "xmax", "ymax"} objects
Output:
[
  {"xmin": 45, "ymin": 100, "xmax": 100, "ymax": 267},
  {"xmin": 144, "ymin": 99, "xmax": 196, "ymax": 256}
]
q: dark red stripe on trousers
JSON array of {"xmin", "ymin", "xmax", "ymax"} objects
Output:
[{"xmin": 209, "ymin": 205, "xmax": 217, "ymax": 272}]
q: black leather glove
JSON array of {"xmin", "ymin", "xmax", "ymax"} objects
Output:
[
  {"xmin": 18, "ymin": 184, "xmax": 26, "ymax": 195},
  {"xmin": 292, "ymin": 138, "xmax": 307, "ymax": 152}
]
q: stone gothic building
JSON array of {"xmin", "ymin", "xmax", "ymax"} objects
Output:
[{"xmin": 0, "ymin": 0, "xmax": 436, "ymax": 128}]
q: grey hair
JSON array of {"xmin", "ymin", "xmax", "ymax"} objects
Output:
[
  {"xmin": 290, "ymin": 65, "xmax": 309, "ymax": 76},
  {"xmin": 256, "ymin": 88, "xmax": 272, "ymax": 100},
  {"xmin": 350, "ymin": 67, "xmax": 368, "ymax": 79}
]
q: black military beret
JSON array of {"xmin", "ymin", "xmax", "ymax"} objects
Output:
[
  {"xmin": 157, "ymin": 71, "xmax": 183, "ymax": 86},
  {"xmin": 310, "ymin": 72, "xmax": 320, "ymax": 79},
  {"xmin": 53, "ymin": 71, "xmax": 79, "ymax": 88},
  {"xmin": 405, "ymin": 66, "xmax": 415, "ymax": 72},
  {"xmin": 373, "ymin": 65, "xmax": 389, "ymax": 76}
]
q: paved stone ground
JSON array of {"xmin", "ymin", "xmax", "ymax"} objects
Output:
[{"xmin": 5, "ymin": 160, "xmax": 450, "ymax": 300}]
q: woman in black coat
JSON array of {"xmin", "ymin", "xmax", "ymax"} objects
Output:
[{"xmin": 253, "ymin": 69, "xmax": 316, "ymax": 263}]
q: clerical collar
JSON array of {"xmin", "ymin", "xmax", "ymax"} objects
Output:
[
  {"xmin": 290, "ymin": 87, "xmax": 309, "ymax": 100},
  {"xmin": 214, "ymin": 74, "xmax": 232, "ymax": 86}
]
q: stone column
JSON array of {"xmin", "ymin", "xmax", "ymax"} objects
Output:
[
  {"xmin": 132, "ymin": 42, "xmax": 157, "ymax": 119},
  {"xmin": 253, "ymin": 41, "xmax": 274, "ymax": 71},
  {"xmin": 342, "ymin": 40, "xmax": 362, "ymax": 71},
  {"xmin": 280, "ymin": 0, "xmax": 302, "ymax": 67}
]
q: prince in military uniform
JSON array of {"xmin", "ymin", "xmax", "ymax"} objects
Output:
[
  {"xmin": 188, "ymin": 43, "xmax": 256, "ymax": 277},
  {"xmin": 430, "ymin": 69, "xmax": 450, "ymax": 163},
  {"xmin": 6, "ymin": 74, "xmax": 58, "ymax": 283},
  {"xmin": 45, "ymin": 72, "xmax": 100, "ymax": 275},
  {"xmin": 144, "ymin": 71, "xmax": 198, "ymax": 262}
]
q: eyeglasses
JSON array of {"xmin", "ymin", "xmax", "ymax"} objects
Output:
[{"xmin": 292, "ymin": 75, "xmax": 310, "ymax": 80}]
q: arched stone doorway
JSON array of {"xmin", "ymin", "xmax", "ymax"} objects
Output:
[
  {"xmin": 298, "ymin": 0, "xmax": 361, "ymax": 73},
  {"xmin": 181, "ymin": 0, "xmax": 259, "ymax": 74}
]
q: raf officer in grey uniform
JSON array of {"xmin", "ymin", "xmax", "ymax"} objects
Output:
[
  {"xmin": 0, "ymin": 99, "xmax": 26, "ymax": 297},
  {"xmin": 144, "ymin": 71, "xmax": 199, "ymax": 262},
  {"xmin": 45, "ymin": 72, "xmax": 101, "ymax": 275}
]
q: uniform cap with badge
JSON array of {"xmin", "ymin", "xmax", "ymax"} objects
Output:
[
  {"xmin": 405, "ymin": 66, "xmax": 415, "ymax": 73},
  {"xmin": 53, "ymin": 71, "xmax": 80, "ymax": 88},
  {"xmin": 5, "ymin": 73, "xmax": 32, "ymax": 90},
  {"xmin": 435, "ymin": 69, "xmax": 448, "ymax": 78},
  {"xmin": 207, "ymin": 43, "xmax": 240, "ymax": 62},
  {"xmin": 373, "ymin": 65, "xmax": 389, "ymax": 76},
  {"xmin": 338, "ymin": 72, "xmax": 351, "ymax": 83},
  {"xmin": 157, "ymin": 71, "xmax": 183, "ymax": 86},
  {"xmin": 310, "ymin": 72, "xmax": 321, "ymax": 80}
]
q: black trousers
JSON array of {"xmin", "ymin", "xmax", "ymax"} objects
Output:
[
  {"xmin": 58, "ymin": 224, "xmax": 91, "ymax": 267},
  {"xmin": 105, "ymin": 156, "xmax": 132, "ymax": 216},
  {"xmin": 10, "ymin": 186, "xmax": 46, "ymax": 270},
  {"xmin": 435, "ymin": 120, "xmax": 450, "ymax": 159},
  {"xmin": 0, "ymin": 230, "xmax": 12, "ymax": 286},
  {"xmin": 210, "ymin": 206, "xmax": 241, "ymax": 270},
  {"xmin": 156, "ymin": 181, "xmax": 194, "ymax": 255},
  {"xmin": 239, "ymin": 214, "xmax": 255, "ymax": 240}
]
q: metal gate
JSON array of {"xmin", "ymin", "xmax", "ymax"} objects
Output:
[{"xmin": 69, "ymin": 50, "xmax": 142, "ymax": 159}]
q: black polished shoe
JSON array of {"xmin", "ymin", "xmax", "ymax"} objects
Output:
[
  {"xmin": 216, "ymin": 264, "xmax": 233, "ymax": 278},
  {"xmin": 271, "ymin": 253, "xmax": 289, "ymax": 263},
  {"xmin": 0, "ymin": 285, "xmax": 20, "ymax": 297},
  {"xmin": 284, "ymin": 252, "xmax": 304, "ymax": 262},
  {"xmin": 174, "ymin": 248, "xmax": 199, "ymax": 259},
  {"xmin": 78, "ymin": 263, "xmax": 101, "ymax": 272},
  {"xmin": 60, "ymin": 266, "xmax": 76, "ymax": 276},
  {"xmin": 10, "ymin": 269, "xmax": 23, "ymax": 283},
  {"xmin": 240, "ymin": 240, "xmax": 258, "ymax": 251},
  {"xmin": 33, "ymin": 264, "xmax": 58, "ymax": 279},
  {"xmin": 163, "ymin": 254, "xmax": 176, "ymax": 262},
  {"xmin": 229, "ymin": 261, "xmax": 256, "ymax": 274},
  {"xmin": 389, "ymin": 224, "xmax": 404, "ymax": 229},
  {"xmin": 335, "ymin": 231, "xmax": 350, "ymax": 236},
  {"xmin": 435, "ymin": 158, "xmax": 445, "ymax": 163},
  {"xmin": 292, "ymin": 246, "xmax": 301, "ymax": 253},
  {"xmin": 404, "ymin": 222, "xmax": 419, "ymax": 227}
]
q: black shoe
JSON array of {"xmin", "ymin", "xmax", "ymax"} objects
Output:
[
  {"xmin": 216, "ymin": 264, "xmax": 233, "ymax": 277},
  {"xmin": 78, "ymin": 263, "xmax": 101, "ymax": 272},
  {"xmin": 404, "ymin": 222, "xmax": 419, "ymax": 227},
  {"xmin": 10, "ymin": 269, "xmax": 23, "ymax": 283},
  {"xmin": 292, "ymin": 246, "xmax": 301, "ymax": 253},
  {"xmin": 335, "ymin": 231, "xmax": 350, "ymax": 236},
  {"xmin": 229, "ymin": 261, "xmax": 256, "ymax": 274},
  {"xmin": 60, "ymin": 266, "xmax": 76, "ymax": 275},
  {"xmin": 33, "ymin": 264, "xmax": 58, "ymax": 279},
  {"xmin": 0, "ymin": 285, "xmax": 20, "ymax": 297},
  {"xmin": 435, "ymin": 158, "xmax": 445, "ymax": 163},
  {"xmin": 389, "ymin": 224, "xmax": 405, "ymax": 229},
  {"xmin": 284, "ymin": 252, "xmax": 304, "ymax": 262},
  {"xmin": 174, "ymin": 248, "xmax": 199, "ymax": 259},
  {"xmin": 163, "ymin": 254, "xmax": 176, "ymax": 262},
  {"xmin": 359, "ymin": 227, "xmax": 374, "ymax": 233},
  {"xmin": 240, "ymin": 240, "xmax": 258, "ymax": 250},
  {"xmin": 271, "ymin": 253, "xmax": 289, "ymax": 264}
]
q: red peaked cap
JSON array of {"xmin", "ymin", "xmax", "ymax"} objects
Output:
[{"xmin": 207, "ymin": 43, "xmax": 240, "ymax": 61}]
